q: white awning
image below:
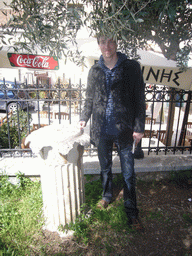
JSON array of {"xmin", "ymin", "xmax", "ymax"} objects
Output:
[{"xmin": 80, "ymin": 40, "xmax": 192, "ymax": 90}]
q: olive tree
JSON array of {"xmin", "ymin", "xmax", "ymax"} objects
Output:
[
  {"xmin": 85, "ymin": 0, "xmax": 192, "ymax": 68},
  {"xmin": 0, "ymin": 0, "xmax": 85, "ymax": 65},
  {"xmin": 1, "ymin": 0, "xmax": 192, "ymax": 68}
]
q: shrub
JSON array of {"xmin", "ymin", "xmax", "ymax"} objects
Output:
[
  {"xmin": 170, "ymin": 170, "xmax": 192, "ymax": 186},
  {"xmin": 0, "ymin": 110, "xmax": 31, "ymax": 149}
]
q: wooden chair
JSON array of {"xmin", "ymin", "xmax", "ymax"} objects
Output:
[
  {"xmin": 0, "ymin": 111, "xmax": 13, "ymax": 127},
  {"xmin": 73, "ymin": 101, "xmax": 79, "ymax": 114},
  {"xmin": 156, "ymin": 130, "xmax": 173, "ymax": 145},
  {"xmin": 187, "ymin": 122, "xmax": 192, "ymax": 128},
  {"xmin": 32, "ymin": 123, "xmax": 48, "ymax": 130},
  {"xmin": 145, "ymin": 116, "xmax": 156, "ymax": 124},
  {"xmin": 186, "ymin": 122, "xmax": 192, "ymax": 135},
  {"xmin": 183, "ymin": 135, "xmax": 192, "ymax": 147},
  {"xmin": 144, "ymin": 130, "xmax": 156, "ymax": 138},
  {"xmin": 55, "ymin": 112, "xmax": 69, "ymax": 120},
  {"xmin": 39, "ymin": 111, "xmax": 53, "ymax": 119},
  {"xmin": 156, "ymin": 130, "xmax": 166, "ymax": 144}
]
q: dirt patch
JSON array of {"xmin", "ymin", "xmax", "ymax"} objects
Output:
[{"xmin": 32, "ymin": 179, "xmax": 192, "ymax": 255}]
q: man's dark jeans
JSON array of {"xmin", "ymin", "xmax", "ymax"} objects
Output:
[{"xmin": 98, "ymin": 135, "xmax": 138, "ymax": 218}]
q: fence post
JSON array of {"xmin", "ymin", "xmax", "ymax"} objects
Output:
[
  {"xmin": 79, "ymin": 78, "xmax": 82, "ymax": 115},
  {"xmin": 68, "ymin": 78, "xmax": 72, "ymax": 124},
  {"xmin": 165, "ymin": 88, "xmax": 176, "ymax": 146},
  {"xmin": 178, "ymin": 91, "xmax": 192, "ymax": 146}
]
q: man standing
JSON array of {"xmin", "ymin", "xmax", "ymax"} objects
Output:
[{"xmin": 79, "ymin": 36, "xmax": 145, "ymax": 230}]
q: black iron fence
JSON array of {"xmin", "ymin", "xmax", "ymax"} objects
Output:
[{"xmin": 0, "ymin": 78, "xmax": 192, "ymax": 157}]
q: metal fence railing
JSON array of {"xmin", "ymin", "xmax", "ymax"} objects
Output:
[{"xmin": 0, "ymin": 79, "xmax": 192, "ymax": 157}]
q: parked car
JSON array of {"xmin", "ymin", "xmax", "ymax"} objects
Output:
[{"xmin": 0, "ymin": 80, "xmax": 34, "ymax": 113}]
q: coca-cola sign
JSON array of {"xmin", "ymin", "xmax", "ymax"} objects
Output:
[{"xmin": 7, "ymin": 53, "xmax": 59, "ymax": 70}]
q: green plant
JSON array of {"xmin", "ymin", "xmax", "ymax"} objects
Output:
[
  {"xmin": 85, "ymin": 174, "xmax": 94, "ymax": 182},
  {"xmin": 39, "ymin": 91, "xmax": 47, "ymax": 99},
  {"xmin": 113, "ymin": 173, "xmax": 124, "ymax": 186},
  {"xmin": 60, "ymin": 175, "xmax": 131, "ymax": 244},
  {"xmin": 84, "ymin": 178, "xmax": 103, "ymax": 207},
  {"xmin": 183, "ymin": 214, "xmax": 192, "ymax": 225},
  {"xmin": 0, "ymin": 124, "xmax": 19, "ymax": 148},
  {"xmin": 0, "ymin": 110, "xmax": 31, "ymax": 148},
  {"xmin": 29, "ymin": 90, "xmax": 47, "ymax": 99},
  {"xmin": 146, "ymin": 210, "xmax": 164, "ymax": 221},
  {"xmin": 29, "ymin": 91, "xmax": 36, "ymax": 99},
  {"xmin": 170, "ymin": 170, "xmax": 192, "ymax": 186},
  {"xmin": 0, "ymin": 172, "xmax": 44, "ymax": 255}
]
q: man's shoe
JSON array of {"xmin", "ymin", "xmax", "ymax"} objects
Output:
[{"xmin": 97, "ymin": 199, "xmax": 109, "ymax": 210}]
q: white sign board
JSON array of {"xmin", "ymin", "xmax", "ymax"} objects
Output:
[{"xmin": 141, "ymin": 65, "xmax": 192, "ymax": 90}]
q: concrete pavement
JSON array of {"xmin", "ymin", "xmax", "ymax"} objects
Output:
[{"xmin": 1, "ymin": 152, "xmax": 192, "ymax": 179}]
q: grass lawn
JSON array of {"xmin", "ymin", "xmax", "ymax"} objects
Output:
[{"xmin": 0, "ymin": 170, "xmax": 192, "ymax": 255}]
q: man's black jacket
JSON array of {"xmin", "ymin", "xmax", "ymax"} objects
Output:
[{"xmin": 80, "ymin": 58, "xmax": 146, "ymax": 147}]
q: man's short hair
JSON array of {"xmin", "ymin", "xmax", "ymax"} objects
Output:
[
  {"xmin": 96, "ymin": 33, "xmax": 104, "ymax": 44},
  {"xmin": 96, "ymin": 34, "xmax": 118, "ymax": 45}
]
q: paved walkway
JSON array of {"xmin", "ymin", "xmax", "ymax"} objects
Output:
[{"xmin": 1, "ymin": 152, "xmax": 192, "ymax": 177}]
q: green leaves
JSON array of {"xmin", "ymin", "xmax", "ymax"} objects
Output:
[
  {"xmin": 87, "ymin": 0, "xmax": 192, "ymax": 68},
  {"xmin": 1, "ymin": 0, "xmax": 85, "ymax": 64},
  {"xmin": 0, "ymin": 110, "xmax": 31, "ymax": 149},
  {"xmin": 1, "ymin": 0, "xmax": 191, "ymax": 68}
]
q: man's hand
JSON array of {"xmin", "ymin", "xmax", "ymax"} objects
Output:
[
  {"xmin": 79, "ymin": 121, "xmax": 86, "ymax": 130},
  {"xmin": 133, "ymin": 132, "xmax": 144, "ymax": 145}
]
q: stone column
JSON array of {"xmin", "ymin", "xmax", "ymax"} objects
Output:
[
  {"xmin": 40, "ymin": 143, "xmax": 85, "ymax": 232},
  {"xmin": 25, "ymin": 124, "xmax": 90, "ymax": 232}
]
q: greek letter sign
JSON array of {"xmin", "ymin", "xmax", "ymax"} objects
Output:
[
  {"xmin": 141, "ymin": 65, "xmax": 192, "ymax": 90},
  {"xmin": 7, "ymin": 53, "xmax": 59, "ymax": 70}
]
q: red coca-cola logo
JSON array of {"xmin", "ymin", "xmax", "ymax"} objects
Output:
[{"xmin": 7, "ymin": 53, "xmax": 59, "ymax": 70}]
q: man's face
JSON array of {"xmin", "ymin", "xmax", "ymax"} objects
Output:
[{"xmin": 98, "ymin": 37, "xmax": 117, "ymax": 59}]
